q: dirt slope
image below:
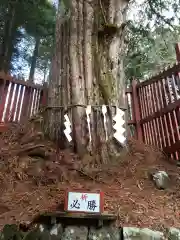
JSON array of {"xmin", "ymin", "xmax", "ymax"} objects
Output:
[{"xmin": 0, "ymin": 116, "xmax": 179, "ymax": 231}]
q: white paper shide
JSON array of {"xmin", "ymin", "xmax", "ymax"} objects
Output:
[
  {"xmin": 67, "ymin": 192, "xmax": 101, "ymax": 213},
  {"xmin": 86, "ymin": 105, "xmax": 92, "ymax": 142},
  {"xmin": 64, "ymin": 114, "xmax": 72, "ymax": 142},
  {"xmin": 63, "ymin": 106, "xmax": 126, "ymax": 144},
  {"xmin": 113, "ymin": 107, "xmax": 126, "ymax": 144},
  {"xmin": 102, "ymin": 105, "xmax": 108, "ymax": 141}
]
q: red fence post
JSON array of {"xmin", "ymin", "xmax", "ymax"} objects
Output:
[
  {"xmin": 20, "ymin": 87, "xmax": 31, "ymax": 121},
  {"xmin": 132, "ymin": 79, "xmax": 143, "ymax": 141},
  {"xmin": 40, "ymin": 83, "xmax": 48, "ymax": 107},
  {"xmin": 0, "ymin": 80, "xmax": 8, "ymax": 122},
  {"xmin": 175, "ymin": 43, "xmax": 180, "ymax": 62}
]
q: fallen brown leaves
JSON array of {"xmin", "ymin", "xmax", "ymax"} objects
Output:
[{"xmin": 0, "ymin": 117, "xmax": 179, "ymax": 231}]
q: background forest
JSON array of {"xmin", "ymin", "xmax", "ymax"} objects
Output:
[{"xmin": 0, "ymin": 0, "xmax": 180, "ymax": 84}]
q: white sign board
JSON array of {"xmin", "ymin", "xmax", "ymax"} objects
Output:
[{"xmin": 66, "ymin": 192, "xmax": 102, "ymax": 213}]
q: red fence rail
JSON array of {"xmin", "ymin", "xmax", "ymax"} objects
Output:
[
  {"xmin": 0, "ymin": 71, "xmax": 46, "ymax": 132},
  {"xmin": 126, "ymin": 43, "xmax": 180, "ymax": 160}
]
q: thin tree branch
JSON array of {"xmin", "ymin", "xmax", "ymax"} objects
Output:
[{"xmin": 147, "ymin": 0, "xmax": 175, "ymax": 31}]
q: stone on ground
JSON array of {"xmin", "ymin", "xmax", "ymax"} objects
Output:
[
  {"xmin": 152, "ymin": 170, "xmax": 170, "ymax": 189},
  {"xmin": 123, "ymin": 227, "xmax": 164, "ymax": 240}
]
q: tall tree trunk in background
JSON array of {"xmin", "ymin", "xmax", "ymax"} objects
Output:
[
  {"xmin": 43, "ymin": 65, "xmax": 47, "ymax": 84},
  {"xmin": 47, "ymin": 0, "xmax": 129, "ymax": 163},
  {"xmin": 29, "ymin": 37, "xmax": 40, "ymax": 82},
  {"xmin": 0, "ymin": 0, "xmax": 18, "ymax": 72}
]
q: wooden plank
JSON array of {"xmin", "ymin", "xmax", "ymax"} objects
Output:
[
  {"xmin": 132, "ymin": 80, "xmax": 143, "ymax": 141},
  {"xmin": 151, "ymin": 84, "xmax": 158, "ymax": 146},
  {"xmin": 4, "ymin": 83, "xmax": 14, "ymax": 122},
  {"xmin": 156, "ymin": 81, "xmax": 166, "ymax": 148},
  {"xmin": 139, "ymin": 87, "xmax": 144, "ymax": 118},
  {"xmin": 127, "ymin": 120, "xmax": 136, "ymax": 125},
  {"xmin": 0, "ymin": 81, "xmax": 9, "ymax": 122},
  {"xmin": 175, "ymin": 43, "xmax": 180, "ymax": 62},
  {"xmin": 32, "ymin": 89, "xmax": 38, "ymax": 115},
  {"xmin": 15, "ymin": 85, "xmax": 24, "ymax": 122},
  {"xmin": 0, "ymin": 79, "xmax": 5, "ymax": 103},
  {"xmin": 154, "ymin": 83, "xmax": 162, "ymax": 149},
  {"xmin": 39, "ymin": 88, "xmax": 47, "ymax": 107},
  {"xmin": 20, "ymin": 86, "xmax": 31, "ymax": 121},
  {"xmin": 35, "ymin": 90, "xmax": 41, "ymax": 113},
  {"xmin": 32, "ymin": 211, "xmax": 117, "ymax": 224},
  {"xmin": 27, "ymin": 87, "xmax": 34, "ymax": 118},
  {"xmin": 163, "ymin": 140, "xmax": 180, "ymax": 154},
  {"xmin": 142, "ymin": 86, "xmax": 148, "ymax": 118},
  {"xmin": 161, "ymin": 79, "xmax": 171, "ymax": 148},
  {"xmin": 10, "ymin": 84, "xmax": 19, "ymax": 122}
]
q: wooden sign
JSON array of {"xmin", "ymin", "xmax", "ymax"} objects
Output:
[{"xmin": 65, "ymin": 191, "xmax": 104, "ymax": 213}]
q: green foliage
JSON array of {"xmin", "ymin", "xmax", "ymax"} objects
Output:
[
  {"xmin": 61, "ymin": 0, "xmax": 71, "ymax": 12},
  {"xmin": 35, "ymin": 35, "xmax": 54, "ymax": 81},
  {"xmin": 0, "ymin": 0, "xmax": 56, "ymax": 76},
  {"xmin": 125, "ymin": 25, "xmax": 180, "ymax": 83},
  {"xmin": 23, "ymin": 0, "xmax": 56, "ymax": 37},
  {"xmin": 1, "ymin": 0, "xmax": 180, "ymax": 81},
  {"xmin": 125, "ymin": 0, "xmax": 180, "ymax": 83}
]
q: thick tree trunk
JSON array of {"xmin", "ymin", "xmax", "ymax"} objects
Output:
[
  {"xmin": 29, "ymin": 37, "xmax": 40, "ymax": 82},
  {"xmin": 47, "ymin": 0, "xmax": 129, "ymax": 163}
]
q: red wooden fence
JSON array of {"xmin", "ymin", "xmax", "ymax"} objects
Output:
[
  {"xmin": 2, "ymin": 43, "xmax": 180, "ymax": 160},
  {"xmin": 0, "ymin": 72, "xmax": 46, "ymax": 133},
  {"xmin": 126, "ymin": 43, "xmax": 180, "ymax": 160}
]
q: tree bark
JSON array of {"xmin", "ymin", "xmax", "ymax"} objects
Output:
[
  {"xmin": 29, "ymin": 37, "xmax": 40, "ymax": 82},
  {"xmin": 47, "ymin": 0, "xmax": 129, "ymax": 163}
]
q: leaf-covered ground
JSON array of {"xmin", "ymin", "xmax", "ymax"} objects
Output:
[{"xmin": 0, "ymin": 116, "xmax": 179, "ymax": 231}]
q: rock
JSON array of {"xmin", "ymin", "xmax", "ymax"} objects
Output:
[
  {"xmin": 49, "ymin": 223, "xmax": 63, "ymax": 240},
  {"xmin": 23, "ymin": 224, "xmax": 52, "ymax": 240},
  {"xmin": 140, "ymin": 228, "xmax": 164, "ymax": 240},
  {"xmin": 0, "ymin": 224, "xmax": 24, "ymax": 240},
  {"xmin": 61, "ymin": 226, "xmax": 88, "ymax": 240},
  {"xmin": 152, "ymin": 171, "xmax": 170, "ymax": 189},
  {"xmin": 38, "ymin": 224, "xmax": 48, "ymax": 233},
  {"xmin": 21, "ymin": 229, "xmax": 43, "ymax": 240},
  {"xmin": 168, "ymin": 228, "xmax": 180, "ymax": 239},
  {"xmin": 32, "ymin": 223, "xmax": 52, "ymax": 240},
  {"xmin": 123, "ymin": 227, "xmax": 164, "ymax": 240},
  {"xmin": 3, "ymin": 225, "xmax": 180, "ymax": 240},
  {"xmin": 88, "ymin": 227, "xmax": 121, "ymax": 240},
  {"xmin": 123, "ymin": 227, "xmax": 143, "ymax": 240}
]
